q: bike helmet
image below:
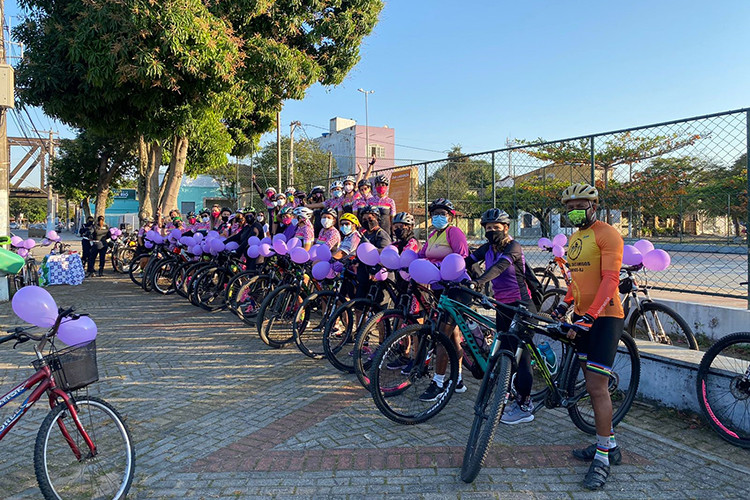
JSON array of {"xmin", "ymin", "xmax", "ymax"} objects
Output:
[
  {"xmin": 265, "ymin": 187, "xmax": 277, "ymax": 195},
  {"xmin": 393, "ymin": 212, "xmax": 415, "ymax": 226},
  {"xmin": 358, "ymin": 179, "xmax": 372, "ymax": 189},
  {"xmin": 322, "ymin": 207, "xmax": 338, "ymax": 219},
  {"xmin": 310, "ymin": 185, "xmax": 325, "ymax": 196},
  {"xmin": 374, "ymin": 174, "xmax": 389, "ymax": 186},
  {"xmin": 274, "ymin": 193, "xmax": 287, "ymax": 205},
  {"xmin": 295, "ymin": 190, "xmax": 307, "ymax": 199},
  {"xmin": 359, "ymin": 205, "xmax": 381, "ymax": 221},
  {"xmin": 279, "ymin": 206, "xmax": 294, "ymax": 216},
  {"xmin": 481, "ymin": 208, "xmax": 511, "ymax": 226},
  {"xmin": 330, "ymin": 180, "xmax": 344, "ymax": 191},
  {"xmin": 339, "ymin": 213, "xmax": 360, "ymax": 227},
  {"xmin": 285, "ymin": 186, "xmax": 296, "ymax": 195},
  {"xmin": 428, "ymin": 198, "xmax": 456, "ymax": 215},
  {"xmin": 561, "ymin": 183, "xmax": 598, "ymax": 203},
  {"xmin": 293, "ymin": 206, "xmax": 314, "ymax": 220},
  {"xmin": 343, "ymin": 175, "xmax": 356, "ymax": 185}
]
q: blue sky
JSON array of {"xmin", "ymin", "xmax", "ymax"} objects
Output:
[{"xmin": 6, "ymin": 0, "xmax": 750, "ymax": 164}]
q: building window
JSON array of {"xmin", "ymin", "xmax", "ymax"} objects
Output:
[
  {"xmin": 369, "ymin": 143, "xmax": 386, "ymax": 158},
  {"xmin": 181, "ymin": 201, "xmax": 196, "ymax": 214}
]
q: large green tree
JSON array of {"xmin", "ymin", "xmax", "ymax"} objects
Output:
[
  {"xmin": 422, "ymin": 146, "xmax": 494, "ymax": 217},
  {"xmin": 692, "ymin": 153, "xmax": 748, "ymax": 236}
]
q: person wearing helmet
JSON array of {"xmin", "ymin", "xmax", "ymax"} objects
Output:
[
  {"xmin": 339, "ymin": 175, "xmax": 359, "ymax": 215},
  {"xmin": 392, "ymin": 212, "xmax": 419, "ymax": 253},
  {"xmin": 193, "ymin": 210, "xmax": 211, "ymax": 233},
  {"xmin": 292, "ymin": 206, "xmax": 316, "ymax": 251},
  {"xmin": 368, "ymin": 174, "xmax": 396, "ymax": 236},
  {"xmin": 354, "ymin": 206, "xmax": 392, "ymax": 307},
  {"xmin": 325, "ymin": 180, "xmax": 344, "ymax": 212},
  {"xmin": 316, "ymin": 207, "xmax": 341, "ymax": 251},
  {"xmin": 216, "ymin": 207, "xmax": 233, "ymax": 236},
  {"xmin": 418, "ymin": 198, "xmax": 470, "ymax": 402},
  {"xmin": 229, "ymin": 213, "xmax": 245, "ymax": 236},
  {"xmin": 551, "ymin": 183, "xmax": 624, "ymax": 490},
  {"xmin": 465, "ymin": 208, "xmax": 537, "ymax": 424},
  {"xmin": 334, "ymin": 213, "xmax": 362, "ymax": 258},
  {"xmin": 353, "ymin": 179, "xmax": 372, "ymax": 217},
  {"xmin": 185, "ymin": 212, "xmax": 197, "ymax": 230}
]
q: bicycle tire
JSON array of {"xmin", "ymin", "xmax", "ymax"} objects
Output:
[
  {"xmin": 224, "ymin": 270, "xmax": 257, "ymax": 314},
  {"xmin": 533, "ymin": 266, "xmax": 560, "ymax": 290},
  {"xmin": 34, "ymin": 396, "xmax": 135, "ymax": 500},
  {"xmin": 152, "ymin": 259, "xmax": 179, "ymax": 295},
  {"xmin": 189, "ymin": 266, "xmax": 217, "ymax": 306},
  {"xmin": 294, "ymin": 290, "xmax": 341, "ymax": 359},
  {"xmin": 353, "ymin": 309, "xmax": 410, "ymax": 390},
  {"xmin": 538, "ymin": 287, "xmax": 568, "ymax": 315},
  {"xmin": 566, "ymin": 332, "xmax": 640, "ymax": 435},
  {"xmin": 369, "ymin": 324, "xmax": 459, "ymax": 425},
  {"xmin": 257, "ymin": 284, "xmax": 301, "ymax": 348},
  {"xmin": 128, "ymin": 254, "xmax": 149, "ymax": 288},
  {"xmin": 29, "ymin": 260, "xmax": 40, "ymax": 286},
  {"xmin": 195, "ymin": 267, "xmax": 231, "ymax": 311},
  {"xmin": 323, "ymin": 298, "xmax": 374, "ymax": 373},
  {"xmin": 628, "ymin": 301, "xmax": 698, "ymax": 350},
  {"xmin": 460, "ymin": 353, "xmax": 513, "ymax": 483},
  {"xmin": 696, "ymin": 331, "xmax": 750, "ymax": 448},
  {"xmin": 235, "ymin": 275, "xmax": 272, "ymax": 325},
  {"xmin": 115, "ymin": 247, "xmax": 136, "ymax": 274},
  {"xmin": 175, "ymin": 261, "xmax": 206, "ymax": 298}
]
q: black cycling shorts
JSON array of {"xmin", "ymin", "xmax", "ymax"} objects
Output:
[{"xmin": 571, "ymin": 314, "xmax": 624, "ymax": 377}]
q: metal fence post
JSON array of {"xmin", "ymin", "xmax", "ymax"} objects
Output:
[
  {"xmin": 746, "ymin": 110, "xmax": 750, "ymax": 309},
  {"xmin": 423, "ymin": 163, "xmax": 429, "ymax": 231},
  {"xmin": 590, "ymin": 136, "xmax": 595, "ymax": 185},
  {"xmin": 491, "ymin": 152, "xmax": 497, "ymax": 209}
]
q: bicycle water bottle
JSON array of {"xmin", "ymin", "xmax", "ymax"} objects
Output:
[
  {"xmin": 466, "ymin": 320, "xmax": 489, "ymax": 354},
  {"xmin": 538, "ymin": 341, "xmax": 558, "ymax": 375}
]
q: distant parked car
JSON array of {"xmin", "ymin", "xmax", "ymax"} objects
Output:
[{"xmin": 9, "ymin": 222, "xmax": 19, "ymax": 229}]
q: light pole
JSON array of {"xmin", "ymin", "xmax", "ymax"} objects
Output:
[
  {"xmin": 357, "ymin": 88, "xmax": 374, "ymax": 170},
  {"xmin": 289, "ymin": 121, "xmax": 301, "ymax": 187}
]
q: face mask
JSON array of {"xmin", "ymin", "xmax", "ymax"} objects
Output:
[
  {"xmin": 202, "ymin": 217, "xmax": 209, "ymax": 223},
  {"xmin": 189, "ymin": 217, "xmax": 196, "ymax": 224},
  {"xmin": 567, "ymin": 208, "xmax": 593, "ymax": 227},
  {"xmin": 364, "ymin": 218, "xmax": 378, "ymax": 230},
  {"xmin": 344, "ymin": 184, "xmax": 354, "ymax": 193},
  {"xmin": 375, "ymin": 186, "xmax": 387, "ymax": 196},
  {"xmin": 340, "ymin": 224, "xmax": 353, "ymax": 235},
  {"xmin": 394, "ymin": 228, "xmax": 406, "ymax": 240},
  {"xmin": 321, "ymin": 218, "xmax": 334, "ymax": 229},
  {"xmin": 431, "ymin": 215, "xmax": 449, "ymax": 230},
  {"xmin": 281, "ymin": 216, "xmax": 292, "ymax": 225},
  {"xmin": 256, "ymin": 215, "xmax": 264, "ymax": 223},
  {"xmin": 332, "ymin": 190, "xmax": 342, "ymax": 198},
  {"xmin": 266, "ymin": 193, "xmax": 274, "ymax": 199},
  {"xmin": 485, "ymin": 230, "xmax": 505, "ymax": 245},
  {"xmin": 221, "ymin": 215, "xmax": 229, "ymax": 222}
]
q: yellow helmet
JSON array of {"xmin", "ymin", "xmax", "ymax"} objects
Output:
[
  {"xmin": 339, "ymin": 212, "xmax": 360, "ymax": 227},
  {"xmin": 561, "ymin": 183, "xmax": 598, "ymax": 203}
]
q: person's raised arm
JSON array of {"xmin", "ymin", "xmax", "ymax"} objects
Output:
[{"xmin": 252, "ymin": 174, "xmax": 264, "ymax": 197}]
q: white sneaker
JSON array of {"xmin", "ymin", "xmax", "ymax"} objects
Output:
[{"xmin": 501, "ymin": 400, "xmax": 534, "ymax": 425}]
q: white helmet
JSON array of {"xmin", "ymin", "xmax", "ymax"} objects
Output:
[
  {"xmin": 293, "ymin": 207, "xmax": 314, "ymax": 220},
  {"xmin": 330, "ymin": 180, "xmax": 344, "ymax": 191}
]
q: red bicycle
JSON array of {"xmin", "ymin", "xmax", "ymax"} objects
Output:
[{"xmin": 0, "ymin": 307, "xmax": 135, "ymax": 499}]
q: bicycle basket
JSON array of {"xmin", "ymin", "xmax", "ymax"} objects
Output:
[{"xmin": 32, "ymin": 341, "xmax": 99, "ymax": 391}]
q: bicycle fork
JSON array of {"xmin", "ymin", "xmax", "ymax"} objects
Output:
[{"xmin": 51, "ymin": 393, "xmax": 97, "ymax": 461}]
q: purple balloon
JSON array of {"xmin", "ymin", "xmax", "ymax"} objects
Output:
[
  {"xmin": 145, "ymin": 240, "xmax": 154, "ymax": 249},
  {"xmin": 170, "ymin": 229, "xmax": 182, "ymax": 240},
  {"xmin": 193, "ymin": 232, "xmax": 204, "ymax": 242},
  {"xmin": 326, "ymin": 268, "xmax": 337, "ymax": 280},
  {"xmin": 537, "ymin": 237, "xmax": 553, "ymax": 250},
  {"xmin": 634, "ymin": 239, "xmax": 654, "ymax": 255},
  {"xmin": 10, "ymin": 235, "xmax": 23, "ymax": 247},
  {"xmin": 273, "ymin": 233, "xmax": 287, "ymax": 242},
  {"xmin": 41, "ymin": 238, "xmax": 51, "ymax": 246},
  {"xmin": 152, "ymin": 233, "xmax": 164, "ymax": 245},
  {"xmin": 399, "ymin": 270, "xmax": 411, "ymax": 281},
  {"xmin": 552, "ymin": 244, "xmax": 565, "ymax": 258},
  {"xmin": 259, "ymin": 243, "xmax": 275, "ymax": 257},
  {"xmin": 290, "ymin": 247, "xmax": 310, "ymax": 264},
  {"xmin": 357, "ymin": 242, "xmax": 380, "ymax": 266},
  {"xmin": 207, "ymin": 230, "xmax": 220, "ymax": 239},
  {"xmin": 315, "ymin": 244, "xmax": 332, "ymax": 263},
  {"xmin": 225, "ymin": 241, "xmax": 240, "ymax": 251},
  {"xmin": 17, "ymin": 248, "xmax": 29, "ymax": 258},
  {"xmin": 109, "ymin": 227, "xmax": 117, "ymax": 234},
  {"xmin": 440, "ymin": 253, "xmax": 466, "ymax": 281},
  {"xmin": 552, "ymin": 234, "xmax": 567, "ymax": 247},
  {"xmin": 247, "ymin": 236, "xmax": 261, "ymax": 246},
  {"xmin": 57, "ymin": 316, "xmax": 97, "ymax": 346},
  {"xmin": 192, "ymin": 245, "xmax": 203, "ymax": 255},
  {"xmin": 399, "ymin": 249, "xmax": 418, "ymax": 269},
  {"xmin": 273, "ymin": 239, "xmax": 288, "ymax": 255},
  {"xmin": 374, "ymin": 268, "xmax": 389, "ymax": 281},
  {"xmin": 12, "ymin": 286, "xmax": 58, "ymax": 328},
  {"xmin": 46, "ymin": 230, "xmax": 60, "ymax": 241},
  {"xmin": 380, "ymin": 247, "xmax": 401, "ymax": 270},
  {"xmin": 622, "ymin": 245, "xmax": 643, "ymax": 266},
  {"xmin": 643, "ymin": 249, "xmax": 671, "ymax": 271},
  {"xmin": 260, "ymin": 237, "xmax": 272, "ymax": 246},
  {"xmin": 210, "ymin": 239, "xmax": 225, "ymax": 253},
  {"xmin": 287, "ymin": 237, "xmax": 301, "ymax": 251},
  {"xmin": 408, "ymin": 259, "xmax": 441, "ymax": 285},
  {"xmin": 23, "ymin": 238, "xmax": 36, "ymax": 249},
  {"xmin": 332, "ymin": 261, "xmax": 344, "ymax": 273},
  {"xmin": 308, "ymin": 244, "xmax": 320, "ymax": 261},
  {"xmin": 312, "ymin": 261, "xmax": 331, "ymax": 280},
  {"xmin": 247, "ymin": 245, "xmax": 260, "ymax": 258}
]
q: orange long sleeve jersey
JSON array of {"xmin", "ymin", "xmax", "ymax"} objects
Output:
[{"xmin": 563, "ymin": 220, "xmax": 624, "ymax": 319}]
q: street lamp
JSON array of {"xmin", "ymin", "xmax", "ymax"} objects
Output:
[{"xmin": 357, "ymin": 88, "xmax": 374, "ymax": 169}]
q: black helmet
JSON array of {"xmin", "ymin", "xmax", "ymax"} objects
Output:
[
  {"xmin": 322, "ymin": 207, "xmax": 338, "ymax": 219},
  {"xmin": 295, "ymin": 191, "xmax": 307, "ymax": 199},
  {"xmin": 310, "ymin": 185, "xmax": 325, "ymax": 196},
  {"xmin": 481, "ymin": 208, "xmax": 511, "ymax": 226},
  {"xmin": 374, "ymin": 174, "xmax": 389, "ymax": 186},
  {"xmin": 428, "ymin": 198, "xmax": 455, "ymax": 215},
  {"xmin": 393, "ymin": 212, "xmax": 415, "ymax": 226},
  {"xmin": 359, "ymin": 205, "xmax": 381, "ymax": 221},
  {"xmin": 358, "ymin": 178, "xmax": 372, "ymax": 189}
]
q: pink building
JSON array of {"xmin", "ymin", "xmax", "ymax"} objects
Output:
[{"xmin": 314, "ymin": 117, "xmax": 395, "ymax": 175}]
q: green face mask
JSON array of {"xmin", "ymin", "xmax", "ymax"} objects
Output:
[{"xmin": 567, "ymin": 209, "xmax": 588, "ymax": 227}]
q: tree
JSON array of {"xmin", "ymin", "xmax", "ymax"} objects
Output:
[
  {"xmin": 422, "ymin": 146, "xmax": 494, "ymax": 217},
  {"xmin": 251, "ymin": 137, "xmax": 337, "ymax": 190},
  {"xmin": 692, "ymin": 153, "xmax": 747, "ymax": 236},
  {"xmin": 9, "ymin": 198, "xmax": 46, "ymax": 224}
]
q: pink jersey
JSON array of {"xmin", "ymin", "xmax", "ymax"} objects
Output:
[
  {"xmin": 368, "ymin": 195, "xmax": 396, "ymax": 214},
  {"xmin": 324, "ymin": 197, "xmax": 342, "ymax": 211},
  {"xmin": 192, "ymin": 221, "xmax": 210, "ymax": 232},
  {"xmin": 294, "ymin": 221, "xmax": 315, "ymax": 245},
  {"xmin": 316, "ymin": 226, "xmax": 341, "ymax": 250}
]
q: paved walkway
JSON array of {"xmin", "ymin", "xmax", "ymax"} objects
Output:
[{"xmin": 1, "ymin": 269, "xmax": 749, "ymax": 499}]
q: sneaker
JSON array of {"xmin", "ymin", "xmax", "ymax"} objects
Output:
[
  {"xmin": 419, "ymin": 381, "xmax": 445, "ymax": 402},
  {"xmin": 501, "ymin": 399, "xmax": 534, "ymax": 425},
  {"xmin": 387, "ymin": 355, "xmax": 410, "ymax": 370},
  {"xmin": 399, "ymin": 359, "xmax": 414, "ymax": 375},
  {"xmin": 582, "ymin": 458, "xmax": 610, "ymax": 490},
  {"xmin": 572, "ymin": 444, "xmax": 622, "ymax": 466},
  {"xmin": 453, "ymin": 380, "xmax": 467, "ymax": 393}
]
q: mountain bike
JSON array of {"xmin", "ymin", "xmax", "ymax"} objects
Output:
[
  {"xmin": 460, "ymin": 290, "xmax": 640, "ymax": 483},
  {"xmin": 533, "ymin": 244, "xmax": 571, "ymax": 290},
  {"xmin": 0, "ymin": 309, "xmax": 135, "ymax": 499}
]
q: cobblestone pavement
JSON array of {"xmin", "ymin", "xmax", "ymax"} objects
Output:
[{"xmin": 1, "ymin": 271, "xmax": 749, "ymax": 499}]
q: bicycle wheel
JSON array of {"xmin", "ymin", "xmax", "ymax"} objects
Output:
[
  {"xmin": 128, "ymin": 254, "xmax": 149, "ymax": 287},
  {"xmin": 225, "ymin": 270, "xmax": 256, "ymax": 314},
  {"xmin": 323, "ymin": 298, "xmax": 373, "ymax": 373},
  {"xmin": 34, "ymin": 396, "xmax": 135, "ymax": 500},
  {"xmin": 529, "ymin": 333, "xmax": 568, "ymax": 403},
  {"xmin": 294, "ymin": 290, "xmax": 342, "ymax": 359},
  {"xmin": 370, "ymin": 324, "xmax": 459, "ymax": 425},
  {"xmin": 235, "ymin": 275, "xmax": 271, "ymax": 325},
  {"xmin": 628, "ymin": 301, "xmax": 698, "ymax": 350},
  {"xmin": 195, "ymin": 267, "xmax": 231, "ymax": 311},
  {"xmin": 461, "ymin": 353, "xmax": 513, "ymax": 483},
  {"xmin": 566, "ymin": 332, "xmax": 640, "ymax": 435},
  {"xmin": 538, "ymin": 287, "xmax": 568, "ymax": 315},
  {"xmin": 28, "ymin": 260, "xmax": 40, "ymax": 286},
  {"xmin": 258, "ymin": 284, "xmax": 303, "ymax": 348},
  {"xmin": 142, "ymin": 255, "xmax": 163, "ymax": 292},
  {"xmin": 354, "ymin": 309, "xmax": 410, "ymax": 390},
  {"xmin": 152, "ymin": 259, "xmax": 178, "ymax": 295},
  {"xmin": 533, "ymin": 266, "xmax": 560, "ymax": 290},
  {"xmin": 696, "ymin": 331, "xmax": 750, "ymax": 448},
  {"xmin": 115, "ymin": 247, "xmax": 136, "ymax": 274}
]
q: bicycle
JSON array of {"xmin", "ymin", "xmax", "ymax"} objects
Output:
[
  {"xmin": 460, "ymin": 290, "xmax": 640, "ymax": 482},
  {"xmin": 533, "ymin": 244, "xmax": 571, "ymax": 290},
  {"xmin": 0, "ymin": 309, "xmax": 135, "ymax": 499},
  {"xmin": 11, "ymin": 253, "xmax": 40, "ymax": 292}
]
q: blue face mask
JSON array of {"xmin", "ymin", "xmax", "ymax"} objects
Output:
[
  {"xmin": 340, "ymin": 224, "xmax": 353, "ymax": 235},
  {"xmin": 431, "ymin": 215, "xmax": 449, "ymax": 229}
]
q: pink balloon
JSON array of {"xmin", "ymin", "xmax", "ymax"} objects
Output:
[
  {"xmin": 290, "ymin": 247, "xmax": 310, "ymax": 264},
  {"xmin": 374, "ymin": 268, "xmax": 389, "ymax": 281},
  {"xmin": 57, "ymin": 316, "xmax": 97, "ymax": 346},
  {"xmin": 643, "ymin": 249, "xmax": 671, "ymax": 271},
  {"xmin": 408, "ymin": 259, "xmax": 441, "ymax": 285},
  {"xmin": 634, "ymin": 239, "xmax": 654, "ymax": 255},
  {"xmin": 552, "ymin": 234, "xmax": 567, "ymax": 247},
  {"xmin": 23, "ymin": 238, "xmax": 36, "ymax": 249},
  {"xmin": 399, "ymin": 249, "xmax": 418, "ymax": 269},
  {"xmin": 440, "ymin": 253, "xmax": 466, "ymax": 281},
  {"xmin": 10, "ymin": 235, "xmax": 23, "ymax": 247},
  {"xmin": 41, "ymin": 238, "xmax": 51, "ymax": 246},
  {"xmin": 287, "ymin": 237, "xmax": 301, "ymax": 250},
  {"xmin": 552, "ymin": 245, "xmax": 565, "ymax": 258},
  {"xmin": 247, "ymin": 245, "xmax": 260, "ymax": 258},
  {"xmin": 357, "ymin": 242, "xmax": 380, "ymax": 266},
  {"xmin": 537, "ymin": 237, "xmax": 553, "ymax": 250},
  {"xmin": 259, "ymin": 243, "xmax": 275, "ymax": 257},
  {"xmin": 399, "ymin": 270, "xmax": 411, "ymax": 281},
  {"xmin": 192, "ymin": 245, "xmax": 203, "ymax": 255},
  {"xmin": 380, "ymin": 247, "xmax": 401, "ymax": 270},
  {"xmin": 247, "ymin": 236, "xmax": 261, "ymax": 247},
  {"xmin": 225, "ymin": 241, "xmax": 240, "ymax": 251},
  {"xmin": 622, "ymin": 245, "xmax": 643, "ymax": 266},
  {"xmin": 17, "ymin": 248, "xmax": 29, "ymax": 258},
  {"xmin": 46, "ymin": 230, "xmax": 60, "ymax": 241},
  {"xmin": 312, "ymin": 261, "xmax": 331, "ymax": 280},
  {"xmin": 12, "ymin": 286, "xmax": 58, "ymax": 328},
  {"xmin": 315, "ymin": 244, "xmax": 332, "ymax": 263}
]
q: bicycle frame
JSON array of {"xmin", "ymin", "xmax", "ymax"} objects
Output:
[{"xmin": 435, "ymin": 293, "xmax": 498, "ymax": 374}]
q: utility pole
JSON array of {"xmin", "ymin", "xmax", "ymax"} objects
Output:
[
  {"xmin": 46, "ymin": 130, "xmax": 55, "ymax": 232},
  {"xmin": 357, "ymin": 89, "xmax": 374, "ymax": 168},
  {"xmin": 327, "ymin": 152, "xmax": 333, "ymax": 180},
  {"xmin": 289, "ymin": 121, "xmax": 301, "ymax": 187},
  {"xmin": 276, "ymin": 111, "xmax": 282, "ymax": 191},
  {"xmin": 0, "ymin": 0, "xmax": 11, "ymax": 237}
]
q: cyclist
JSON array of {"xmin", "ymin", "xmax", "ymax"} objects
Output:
[
  {"xmin": 333, "ymin": 213, "xmax": 362, "ymax": 259},
  {"xmin": 466, "ymin": 208, "xmax": 537, "ymax": 424},
  {"xmin": 285, "ymin": 187, "xmax": 298, "ymax": 207},
  {"xmin": 316, "ymin": 208, "xmax": 341, "ymax": 251},
  {"xmin": 216, "ymin": 207, "xmax": 233, "ymax": 236},
  {"xmin": 339, "ymin": 175, "xmax": 359, "ymax": 215},
  {"xmin": 417, "ymin": 198, "xmax": 470, "ymax": 401},
  {"xmin": 368, "ymin": 174, "xmax": 396, "ymax": 237},
  {"xmin": 551, "ymin": 183, "xmax": 625, "ymax": 490},
  {"xmin": 353, "ymin": 179, "xmax": 373, "ymax": 219},
  {"xmin": 193, "ymin": 210, "xmax": 212, "ymax": 233},
  {"xmin": 292, "ymin": 207, "xmax": 316, "ymax": 251},
  {"xmin": 185, "ymin": 212, "xmax": 197, "ymax": 231},
  {"xmin": 209, "ymin": 204, "xmax": 222, "ymax": 230},
  {"xmin": 275, "ymin": 206, "xmax": 297, "ymax": 241},
  {"xmin": 306, "ymin": 185, "xmax": 327, "ymax": 235}
]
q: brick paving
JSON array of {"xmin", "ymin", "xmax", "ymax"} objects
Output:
[{"xmin": 1, "ymin": 266, "xmax": 749, "ymax": 499}]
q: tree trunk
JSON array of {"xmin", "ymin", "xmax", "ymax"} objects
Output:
[
  {"xmin": 81, "ymin": 196, "xmax": 92, "ymax": 220},
  {"xmin": 94, "ymin": 156, "xmax": 120, "ymax": 218},
  {"xmin": 137, "ymin": 136, "xmax": 163, "ymax": 222},
  {"xmin": 159, "ymin": 135, "xmax": 189, "ymax": 214}
]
